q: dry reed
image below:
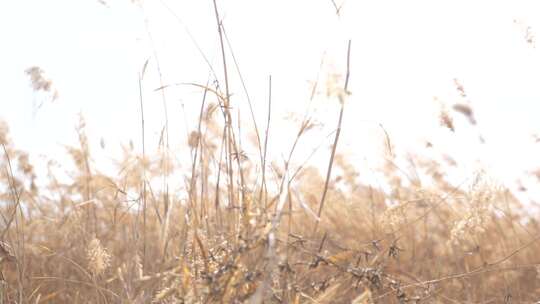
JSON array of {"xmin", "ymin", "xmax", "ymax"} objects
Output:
[{"xmin": 1, "ymin": 3, "xmax": 540, "ymax": 303}]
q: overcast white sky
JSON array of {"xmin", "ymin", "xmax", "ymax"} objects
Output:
[{"xmin": 1, "ymin": 0, "xmax": 540, "ymax": 204}]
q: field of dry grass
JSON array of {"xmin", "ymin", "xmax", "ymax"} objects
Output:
[
  {"xmin": 2, "ymin": 100, "xmax": 540, "ymax": 304},
  {"xmin": 1, "ymin": 2, "xmax": 540, "ymax": 304}
]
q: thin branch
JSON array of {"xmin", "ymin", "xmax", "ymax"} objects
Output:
[
  {"xmin": 330, "ymin": 0, "xmax": 344, "ymax": 16},
  {"xmin": 259, "ymin": 75, "xmax": 272, "ymax": 208},
  {"xmin": 138, "ymin": 66, "xmax": 148, "ymax": 271},
  {"xmin": 315, "ymin": 40, "xmax": 351, "ymax": 228}
]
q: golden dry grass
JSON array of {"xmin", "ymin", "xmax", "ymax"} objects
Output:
[
  {"xmin": 2, "ymin": 4, "xmax": 540, "ymax": 303},
  {"xmin": 0, "ymin": 108, "xmax": 540, "ymax": 303},
  {"xmin": 1, "ymin": 96, "xmax": 540, "ymax": 303}
]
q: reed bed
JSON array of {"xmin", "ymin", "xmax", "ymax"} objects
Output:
[{"xmin": 1, "ymin": 3, "xmax": 540, "ymax": 303}]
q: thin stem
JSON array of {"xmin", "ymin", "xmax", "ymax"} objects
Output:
[
  {"xmin": 138, "ymin": 71, "xmax": 147, "ymax": 271},
  {"xmin": 315, "ymin": 40, "xmax": 351, "ymax": 230},
  {"xmin": 259, "ymin": 75, "xmax": 272, "ymax": 208}
]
